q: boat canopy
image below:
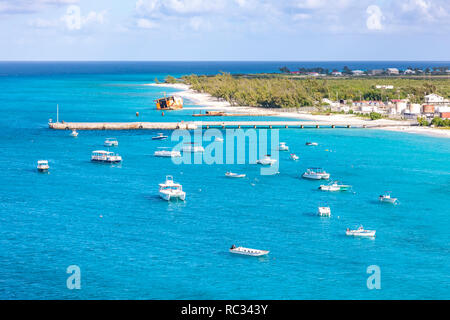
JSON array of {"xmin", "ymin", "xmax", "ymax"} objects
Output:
[{"xmin": 92, "ymin": 150, "xmax": 114, "ymax": 155}]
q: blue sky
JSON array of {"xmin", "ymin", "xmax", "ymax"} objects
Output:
[{"xmin": 0, "ymin": 0, "xmax": 449, "ymax": 60}]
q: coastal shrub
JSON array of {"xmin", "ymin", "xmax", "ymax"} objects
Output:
[
  {"xmin": 164, "ymin": 75, "xmax": 177, "ymax": 84},
  {"xmin": 417, "ymin": 117, "xmax": 429, "ymax": 126},
  {"xmin": 369, "ymin": 112, "xmax": 382, "ymax": 120}
]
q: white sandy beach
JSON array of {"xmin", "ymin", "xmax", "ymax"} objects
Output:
[{"xmin": 146, "ymin": 83, "xmax": 450, "ymax": 139}]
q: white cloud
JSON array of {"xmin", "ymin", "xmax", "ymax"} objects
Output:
[
  {"xmin": 366, "ymin": 5, "xmax": 383, "ymax": 30},
  {"xmin": 136, "ymin": 18, "xmax": 158, "ymax": 29},
  {"xmin": 61, "ymin": 5, "xmax": 106, "ymax": 31}
]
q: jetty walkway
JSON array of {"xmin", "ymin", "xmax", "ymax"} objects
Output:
[{"xmin": 48, "ymin": 121, "xmax": 413, "ymax": 130}]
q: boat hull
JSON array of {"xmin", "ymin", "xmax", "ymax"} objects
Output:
[
  {"xmin": 159, "ymin": 191, "xmax": 186, "ymax": 201},
  {"xmin": 346, "ymin": 231, "xmax": 376, "ymax": 237},
  {"xmin": 229, "ymin": 249, "xmax": 269, "ymax": 257}
]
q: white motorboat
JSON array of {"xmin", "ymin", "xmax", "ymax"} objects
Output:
[
  {"xmin": 225, "ymin": 172, "xmax": 246, "ymax": 178},
  {"xmin": 37, "ymin": 160, "xmax": 49, "ymax": 172},
  {"xmin": 290, "ymin": 153, "xmax": 299, "ymax": 161},
  {"xmin": 302, "ymin": 168, "xmax": 330, "ymax": 180},
  {"xmin": 152, "ymin": 133, "xmax": 168, "ymax": 140},
  {"xmin": 159, "ymin": 175, "xmax": 186, "ymax": 201},
  {"xmin": 229, "ymin": 245, "xmax": 269, "ymax": 257},
  {"xmin": 306, "ymin": 142, "xmax": 318, "ymax": 146},
  {"xmin": 70, "ymin": 130, "xmax": 78, "ymax": 137},
  {"xmin": 278, "ymin": 142, "xmax": 289, "ymax": 151},
  {"xmin": 318, "ymin": 206, "xmax": 331, "ymax": 217},
  {"xmin": 214, "ymin": 137, "xmax": 224, "ymax": 142},
  {"xmin": 319, "ymin": 181, "xmax": 351, "ymax": 191},
  {"xmin": 154, "ymin": 147, "xmax": 181, "ymax": 158},
  {"xmin": 379, "ymin": 192, "xmax": 398, "ymax": 204},
  {"xmin": 182, "ymin": 143, "xmax": 204, "ymax": 153},
  {"xmin": 104, "ymin": 138, "xmax": 118, "ymax": 147},
  {"xmin": 256, "ymin": 155, "xmax": 277, "ymax": 166},
  {"xmin": 346, "ymin": 226, "xmax": 376, "ymax": 237},
  {"xmin": 91, "ymin": 150, "xmax": 122, "ymax": 163}
]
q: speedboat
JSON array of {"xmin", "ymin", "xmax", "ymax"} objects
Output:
[
  {"xmin": 152, "ymin": 133, "xmax": 168, "ymax": 140},
  {"xmin": 91, "ymin": 150, "xmax": 122, "ymax": 163},
  {"xmin": 159, "ymin": 175, "xmax": 186, "ymax": 201},
  {"xmin": 290, "ymin": 153, "xmax": 299, "ymax": 161},
  {"xmin": 182, "ymin": 143, "xmax": 204, "ymax": 153},
  {"xmin": 256, "ymin": 155, "xmax": 277, "ymax": 166},
  {"xmin": 37, "ymin": 160, "xmax": 49, "ymax": 173},
  {"xmin": 154, "ymin": 147, "xmax": 181, "ymax": 158},
  {"xmin": 229, "ymin": 245, "xmax": 269, "ymax": 257},
  {"xmin": 70, "ymin": 130, "xmax": 78, "ymax": 137},
  {"xmin": 306, "ymin": 142, "xmax": 318, "ymax": 146},
  {"xmin": 104, "ymin": 138, "xmax": 118, "ymax": 147},
  {"xmin": 346, "ymin": 226, "xmax": 376, "ymax": 237},
  {"xmin": 302, "ymin": 168, "xmax": 330, "ymax": 180},
  {"xmin": 214, "ymin": 137, "xmax": 224, "ymax": 142},
  {"xmin": 318, "ymin": 206, "xmax": 331, "ymax": 217},
  {"xmin": 278, "ymin": 142, "xmax": 289, "ymax": 151},
  {"xmin": 319, "ymin": 181, "xmax": 351, "ymax": 191},
  {"xmin": 225, "ymin": 172, "xmax": 246, "ymax": 178},
  {"xmin": 379, "ymin": 192, "xmax": 398, "ymax": 204}
]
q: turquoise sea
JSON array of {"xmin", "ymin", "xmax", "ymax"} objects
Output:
[{"xmin": 0, "ymin": 62, "xmax": 449, "ymax": 299}]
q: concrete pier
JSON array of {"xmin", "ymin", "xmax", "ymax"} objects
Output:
[{"xmin": 48, "ymin": 121, "xmax": 412, "ymax": 130}]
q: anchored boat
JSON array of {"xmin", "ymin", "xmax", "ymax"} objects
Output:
[
  {"xmin": 104, "ymin": 138, "xmax": 118, "ymax": 147},
  {"xmin": 256, "ymin": 155, "xmax": 277, "ymax": 166},
  {"xmin": 306, "ymin": 142, "xmax": 318, "ymax": 146},
  {"xmin": 70, "ymin": 129, "xmax": 78, "ymax": 137},
  {"xmin": 152, "ymin": 133, "xmax": 168, "ymax": 140},
  {"xmin": 159, "ymin": 175, "xmax": 186, "ymax": 201},
  {"xmin": 182, "ymin": 142, "xmax": 204, "ymax": 153},
  {"xmin": 346, "ymin": 226, "xmax": 376, "ymax": 237},
  {"xmin": 278, "ymin": 142, "xmax": 289, "ymax": 151},
  {"xmin": 319, "ymin": 181, "xmax": 351, "ymax": 191},
  {"xmin": 379, "ymin": 192, "xmax": 398, "ymax": 204},
  {"xmin": 154, "ymin": 147, "xmax": 181, "ymax": 158},
  {"xmin": 225, "ymin": 172, "xmax": 246, "ymax": 178},
  {"xmin": 37, "ymin": 160, "xmax": 49, "ymax": 173},
  {"xmin": 318, "ymin": 206, "xmax": 331, "ymax": 217},
  {"xmin": 302, "ymin": 168, "xmax": 330, "ymax": 180},
  {"xmin": 229, "ymin": 245, "xmax": 269, "ymax": 257},
  {"xmin": 290, "ymin": 153, "xmax": 299, "ymax": 161},
  {"xmin": 91, "ymin": 150, "xmax": 122, "ymax": 163}
]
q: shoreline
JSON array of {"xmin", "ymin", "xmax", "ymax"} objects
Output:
[{"xmin": 145, "ymin": 83, "xmax": 450, "ymax": 139}]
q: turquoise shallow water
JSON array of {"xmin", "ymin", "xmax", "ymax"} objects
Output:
[{"xmin": 0, "ymin": 63, "xmax": 449, "ymax": 299}]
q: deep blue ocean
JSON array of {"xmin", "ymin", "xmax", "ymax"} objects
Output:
[{"xmin": 0, "ymin": 62, "xmax": 449, "ymax": 299}]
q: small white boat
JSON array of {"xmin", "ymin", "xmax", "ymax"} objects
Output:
[
  {"xmin": 346, "ymin": 226, "xmax": 376, "ymax": 237},
  {"xmin": 154, "ymin": 147, "xmax": 181, "ymax": 158},
  {"xmin": 290, "ymin": 153, "xmax": 299, "ymax": 161},
  {"xmin": 104, "ymin": 138, "xmax": 118, "ymax": 147},
  {"xmin": 70, "ymin": 130, "xmax": 78, "ymax": 137},
  {"xmin": 152, "ymin": 133, "xmax": 168, "ymax": 140},
  {"xmin": 37, "ymin": 160, "xmax": 49, "ymax": 172},
  {"xmin": 225, "ymin": 172, "xmax": 246, "ymax": 178},
  {"xmin": 182, "ymin": 143, "xmax": 204, "ymax": 153},
  {"xmin": 214, "ymin": 137, "xmax": 224, "ymax": 142},
  {"xmin": 229, "ymin": 245, "xmax": 269, "ymax": 257},
  {"xmin": 159, "ymin": 175, "xmax": 186, "ymax": 201},
  {"xmin": 306, "ymin": 142, "xmax": 318, "ymax": 146},
  {"xmin": 256, "ymin": 155, "xmax": 277, "ymax": 166},
  {"xmin": 302, "ymin": 168, "xmax": 330, "ymax": 180},
  {"xmin": 278, "ymin": 142, "xmax": 289, "ymax": 151},
  {"xmin": 318, "ymin": 206, "xmax": 331, "ymax": 217},
  {"xmin": 379, "ymin": 192, "xmax": 398, "ymax": 204},
  {"xmin": 91, "ymin": 150, "xmax": 122, "ymax": 163},
  {"xmin": 319, "ymin": 181, "xmax": 351, "ymax": 191}
]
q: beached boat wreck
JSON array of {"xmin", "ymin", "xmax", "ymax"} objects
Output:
[{"xmin": 155, "ymin": 95, "xmax": 183, "ymax": 110}]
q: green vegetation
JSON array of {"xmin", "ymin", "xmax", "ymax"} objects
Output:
[
  {"xmin": 180, "ymin": 72, "xmax": 450, "ymax": 108},
  {"xmin": 431, "ymin": 117, "xmax": 450, "ymax": 127},
  {"xmin": 369, "ymin": 112, "xmax": 382, "ymax": 120},
  {"xmin": 164, "ymin": 75, "xmax": 177, "ymax": 84},
  {"xmin": 417, "ymin": 116, "xmax": 429, "ymax": 126}
]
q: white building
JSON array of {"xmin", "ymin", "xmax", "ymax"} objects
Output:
[
  {"xmin": 376, "ymin": 85, "xmax": 394, "ymax": 89},
  {"xmin": 352, "ymin": 70, "xmax": 365, "ymax": 76},
  {"xmin": 424, "ymin": 93, "xmax": 447, "ymax": 105},
  {"xmin": 404, "ymin": 69, "xmax": 415, "ymax": 74},
  {"xmin": 331, "ymin": 71, "xmax": 342, "ymax": 76},
  {"xmin": 409, "ymin": 103, "xmax": 421, "ymax": 114},
  {"xmin": 386, "ymin": 68, "xmax": 399, "ymax": 75}
]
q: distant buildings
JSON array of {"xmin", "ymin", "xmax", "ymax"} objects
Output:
[
  {"xmin": 424, "ymin": 93, "xmax": 447, "ymax": 105},
  {"xmin": 351, "ymin": 70, "xmax": 365, "ymax": 76},
  {"xmin": 386, "ymin": 68, "xmax": 399, "ymax": 75},
  {"xmin": 331, "ymin": 71, "xmax": 342, "ymax": 76},
  {"xmin": 375, "ymin": 85, "xmax": 394, "ymax": 89},
  {"xmin": 369, "ymin": 69, "xmax": 384, "ymax": 76}
]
